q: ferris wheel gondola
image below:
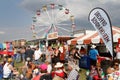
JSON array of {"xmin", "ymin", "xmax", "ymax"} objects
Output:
[{"xmin": 31, "ymin": 3, "xmax": 75, "ymax": 39}]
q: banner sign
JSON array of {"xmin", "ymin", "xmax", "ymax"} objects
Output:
[
  {"xmin": 47, "ymin": 32, "xmax": 58, "ymax": 40},
  {"xmin": 88, "ymin": 7, "xmax": 113, "ymax": 57}
]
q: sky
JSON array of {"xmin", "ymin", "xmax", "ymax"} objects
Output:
[{"xmin": 0, "ymin": 0, "xmax": 120, "ymax": 43}]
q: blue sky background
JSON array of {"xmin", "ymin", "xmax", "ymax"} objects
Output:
[
  {"xmin": 0, "ymin": 0, "xmax": 120, "ymax": 42},
  {"xmin": 0, "ymin": 0, "xmax": 32, "ymax": 42},
  {"xmin": 0, "ymin": 0, "xmax": 31, "ymax": 27}
]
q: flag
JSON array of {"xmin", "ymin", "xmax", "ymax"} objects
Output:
[{"xmin": 88, "ymin": 7, "xmax": 113, "ymax": 57}]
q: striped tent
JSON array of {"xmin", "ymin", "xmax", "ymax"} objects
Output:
[{"xmin": 67, "ymin": 26, "xmax": 120, "ymax": 45}]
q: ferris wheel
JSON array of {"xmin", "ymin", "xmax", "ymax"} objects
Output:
[{"xmin": 30, "ymin": 3, "xmax": 75, "ymax": 39}]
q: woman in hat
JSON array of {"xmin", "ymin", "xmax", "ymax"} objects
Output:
[{"xmin": 52, "ymin": 62, "xmax": 67, "ymax": 80}]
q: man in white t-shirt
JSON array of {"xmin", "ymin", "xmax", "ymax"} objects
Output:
[{"xmin": 34, "ymin": 46, "xmax": 42, "ymax": 64}]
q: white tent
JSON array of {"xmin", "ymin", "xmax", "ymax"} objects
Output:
[{"xmin": 67, "ymin": 26, "xmax": 120, "ymax": 45}]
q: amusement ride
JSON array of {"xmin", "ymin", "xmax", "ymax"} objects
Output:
[{"xmin": 30, "ymin": 3, "xmax": 75, "ymax": 39}]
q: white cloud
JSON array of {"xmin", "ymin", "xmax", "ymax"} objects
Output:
[
  {"xmin": 20, "ymin": 0, "xmax": 66, "ymax": 13},
  {"xmin": 0, "ymin": 31, "xmax": 5, "ymax": 34},
  {"xmin": 18, "ymin": 0, "xmax": 120, "ymax": 40},
  {"xmin": 20, "ymin": 0, "xmax": 120, "ymax": 26},
  {"xmin": 97, "ymin": 0, "xmax": 119, "ymax": 4},
  {"xmin": 20, "ymin": 0, "xmax": 120, "ymax": 19}
]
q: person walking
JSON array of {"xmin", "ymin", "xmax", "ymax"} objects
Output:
[
  {"xmin": 89, "ymin": 45, "xmax": 99, "ymax": 67},
  {"xmin": 25, "ymin": 46, "xmax": 34, "ymax": 62},
  {"xmin": 20, "ymin": 46, "xmax": 26, "ymax": 63}
]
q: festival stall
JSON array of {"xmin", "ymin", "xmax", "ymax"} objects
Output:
[
  {"xmin": 67, "ymin": 26, "xmax": 120, "ymax": 45},
  {"xmin": 68, "ymin": 26, "xmax": 120, "ymax": 69},
  {"xmin": 0, "ymin": 43, "xmax": 14, "ymax": 56}
]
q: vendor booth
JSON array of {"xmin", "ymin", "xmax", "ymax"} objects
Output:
[
  {"xmin": 0, "ymin": 42, "xmax": 13, "ymax": 56},
  {"xmin": 67, "ymin": 26, "xmax": 120, "ymax": 45},
  {"xmin": 68, "ymin": 26, "xmax": 120, "ymax": 69}
]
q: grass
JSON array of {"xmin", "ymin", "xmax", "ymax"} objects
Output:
[
  {"xmin": 14, "ymin": 61, "xmax": 24, "ymax": 74},
  {"xmin": 79, "ymin": 68, "xmax": 87, "ymax": 80},
  {"xmin": 14, "ymin": 62, "xmax": 24, "ymax": 68}
]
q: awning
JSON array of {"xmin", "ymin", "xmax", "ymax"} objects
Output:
[{"xmin": 67, "ymin": 26, "xmax": 120, "ymax": 45}]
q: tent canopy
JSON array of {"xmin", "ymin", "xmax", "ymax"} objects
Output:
[{"xmin": 67, "ymin": 26, "xmax": 120, "ymax": 45}]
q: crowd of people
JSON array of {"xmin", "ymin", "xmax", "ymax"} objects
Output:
[
  {"xmin": 0, "ymin": 42, "xmax": 81, "ymax": 80},
  {"xmin": 0, "ymin": 42, "xmax": 120, "ymax": 80}
]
